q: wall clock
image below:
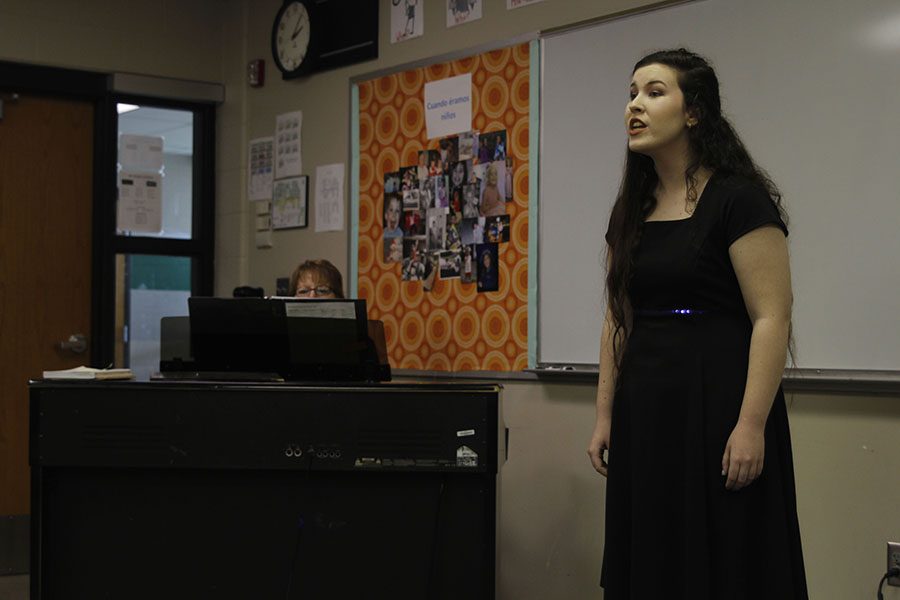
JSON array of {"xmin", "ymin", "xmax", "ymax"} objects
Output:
[
  {"xmin": 272, "ymin": 0, "xmax": 317, "ymax": 79},
  {"xmin": 272, "ymin": 0, "xmax": 378, "ymax": 80}
]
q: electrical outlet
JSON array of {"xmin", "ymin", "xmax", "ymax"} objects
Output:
[{"xmin": 888, "ymin": 542, "xmax": 900, "ymax": 586}]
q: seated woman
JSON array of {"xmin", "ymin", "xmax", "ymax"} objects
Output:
[
  {"xmin": 287, "ymin": 258, "xmax": 389, "ymax": 379},
  {"xmin": 289, "ymin": 259, "xmax": 344, "ymax": 299}
]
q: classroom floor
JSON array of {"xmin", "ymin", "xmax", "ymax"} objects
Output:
[{"xmin": 0, "ymin": 574, "xmax": 28, "ymax": 599}]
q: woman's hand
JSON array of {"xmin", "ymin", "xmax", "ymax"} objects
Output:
[
  {"xmin": 721, "ymin": 420, "xmax": 765, "ymax": 491},
  {"xmin": 588, "ymin": 419, "xmax": 611, "ymax": 476}
]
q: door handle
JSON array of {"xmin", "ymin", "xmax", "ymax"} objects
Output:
[{"xmin": 59, "ymin": 333, "xmax": 88, "ymax": 354}]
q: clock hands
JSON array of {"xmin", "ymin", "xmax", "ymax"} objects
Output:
[{"xmin": 291, "ymin": 17, "xmax": 304, "ymax": 40}]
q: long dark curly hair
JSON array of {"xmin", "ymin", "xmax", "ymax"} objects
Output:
[{"xmin": 606, "ymin": 48, "xmax": 787, "ymax": 370}]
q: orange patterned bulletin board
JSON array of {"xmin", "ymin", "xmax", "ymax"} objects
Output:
[{"xmin": 352, "ymin": 42, "xmax": 531, "ymax": 372}]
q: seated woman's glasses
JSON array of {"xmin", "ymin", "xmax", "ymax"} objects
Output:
[{"xmin": 295, "ymin": 286, "xmax": 334, "ymax": 298}]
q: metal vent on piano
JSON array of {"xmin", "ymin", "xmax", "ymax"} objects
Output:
[
  {"xmin": 81, "ymin": 424, "xmax": 167, "ymax": 452},
  {"xmin": 357, "ymin": 428, "xmax": 443, "ymax": 458}
]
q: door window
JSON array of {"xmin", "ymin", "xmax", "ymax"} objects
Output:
[
  {"xmin": 116, "ymin": 105, "xmax": 193, "ymax": 239},
  {"xmin": 115, "ymin": 254, "xmax": 191, "ymax": 380},
  {"xmin": 109, "ymin": 99, "xmax": 214, "ymax": 378}
]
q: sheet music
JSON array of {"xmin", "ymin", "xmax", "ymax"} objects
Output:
[{"xmin": 285, "ymin": 301, "xmax": 356, "ymax": 320}]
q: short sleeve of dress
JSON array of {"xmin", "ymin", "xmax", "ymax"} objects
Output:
[{"xmin": 722, "ymin": 181, "xmax": 788, "ymax": 246}]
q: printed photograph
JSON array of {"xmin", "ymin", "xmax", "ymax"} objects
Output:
[
  {"xmin": 483, "ymin": 130, "xmax": 507, "ymax": 161},
  {"xmin": 384, "ymin": 171, "xmax": 401, "ymax": 194},
  {"xmin": 418, "ymin": 177, "xmax": 435, "ymax": 210},
  {"xmin": 446, "ymin": 219, "xmax": 462, "ymax": 251},
  {"xmin": 401, "ymin": 237, "xmax": 426, "ymax": 281},
  {"xmin": 417, "ymin": 150, "xmax": 429, "ymax": 181},
  {"xmin": 439, "ymin": 137, "xmax": 459, "ymax": 170},
  {"xmin": 402, "ymin": 208, "xmax": 425, "ymax": 237},
  {"xmin": 471, "ymin": 161, "xmax": 486, "ymax": 185},
  {"xmin": 449, "ymin": 186, "xmax": 464, "ymax": 221},
  {"xmin": 422, "ymin": 252, "xmax": 439, "ymax": 291},
  {"xmin": 426, "ymin": 207, "xmax": 447, "ymax": 251},
  {"xmin": 462, "ymin": 183, "xmax": 480, "ymax": 218},
  {"xmin": 458, "ymin": 132, "xmax": 475, "ymax": 160},
  {"xmin": 383, "ymin": 193, "xmax": 403, "ymax": 238},
  {"xmin": 474, "ymin": 132, "xmax": 491, "ymax": 164},
  {"xmin": 448, "ymin": 160, "xmax": 468, "ymax": 189},
  {"xmin": 439, "ymin": 250, "xmax": 462, "ymax": 279},
  {"xmin": 460, "ymin": 244, "xmax": 476, "ymax": 284},
  {"xmin": 461, "ymin": 216, "xmax": 485, "ymax": 245},
  {"xmin": 426, "ymin": 150, "xmax": 443, "ymax": 177},
  {"xmin": 476, "ymin": 243, "xmax": 499, "ymax": 293},
  {"xmin": 384, "ymin": 236, "xmax": 403, "ymax": 264},
  {"xmin": 402, "ymin": 187, "xmax": 420, "ymax": 211},
  {"xmin": 486, "ymin": 214, "xmax": 510, "ymax": 243},
  {"xmin": 478, "ymin": 161, "xmax": 506, "ymax": 217},
  {"xmin": 433, "ymin": 175, "xmax": 449, "ymax": 209},
  {"xmin": 400, "ymin": 165, "xmax": 418, "ymax": 191}
]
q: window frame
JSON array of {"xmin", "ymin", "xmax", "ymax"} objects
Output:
[{"xmin": 99, "ymin": 93, "xmax": 216, "ymax": 368}]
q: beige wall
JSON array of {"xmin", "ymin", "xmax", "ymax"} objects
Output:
[
  {"xmin": 2, "ymin": 1, "xmax": 899, "ymax": 598},
  {"xmin": 0, "ymin": 0, "xmax": 227, "ymax": 80},
  {"xmin": 496, "ymin": 380, "xmax": 900, "ymax": 599}
]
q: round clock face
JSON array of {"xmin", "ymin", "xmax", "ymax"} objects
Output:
[{"xmin": 274, "ymin": 1, "xmax": 311, "ymax": 73}]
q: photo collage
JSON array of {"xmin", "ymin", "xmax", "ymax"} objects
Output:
[{"xmin": 383, "ymin": 129, "xmax": 514, "ymax": 292}]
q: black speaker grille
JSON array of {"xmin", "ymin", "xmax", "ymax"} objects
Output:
[{"xmin": 81, "ymin": 424, "xmax": 166, "ymax": 452}]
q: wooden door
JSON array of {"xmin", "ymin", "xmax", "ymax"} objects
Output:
[{"xmin": 0, "ymin": 93, "xmax": 94, "ymax": 516}]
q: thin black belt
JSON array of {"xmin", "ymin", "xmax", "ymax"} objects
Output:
[{"xmin": 633, "ymin": 308, "xmax": 707, "ymax": 317}]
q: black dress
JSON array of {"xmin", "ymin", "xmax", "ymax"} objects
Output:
[{"xmin": 600, "ymin": 173, "xmax": 808, "ymax": 599}]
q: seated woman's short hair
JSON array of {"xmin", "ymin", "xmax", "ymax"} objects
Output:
[{"xmin": 289, "ymin": 259, "xmax": 345, "ymax": 298}]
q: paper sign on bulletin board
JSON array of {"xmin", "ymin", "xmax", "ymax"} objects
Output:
[{"xmin": 353, "ymin": 42, "xmax": 532, "ymax": 372}]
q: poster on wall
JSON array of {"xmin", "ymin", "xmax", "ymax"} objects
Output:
[
  {"xmin": 391, "ymin": 0, "xmax": 423, "ymax": 43},
  {"xmin": 423, "ymin": 73, "xmax": 472, "ymax": 139},
  {"xmin": 355, "ymin": 42, "xmax": 531, "ymax": 372},
  {"xmin": 274, "ymin": 111, "xmax": 302, "ymax": 179},
  {"xmin": 272, "ymin": 176, "xmax": 308, "ymax": 229},
  {"xmin": 447, "ymin": 0, "xmax": 482, "ymax": 27},
  {"xmin": 248, "ymin": 136, "xmax": 274, "ymax": 201},
  {"xmin": 315, "ymin": 163, "xmax": 345, "ymax": 232}
]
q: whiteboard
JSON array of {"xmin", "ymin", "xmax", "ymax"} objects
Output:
[{"xmin": 538, "ymin": 0, "xmax": 900, "ymax": 371}]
